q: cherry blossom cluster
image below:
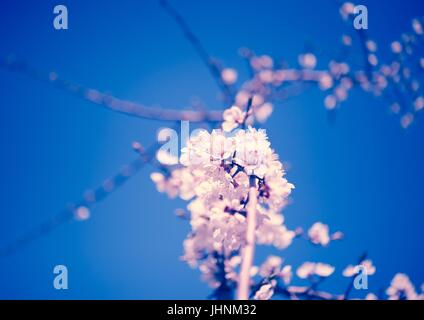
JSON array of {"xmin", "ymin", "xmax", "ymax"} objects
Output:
[{"xmin": 151, "ymin": 125, "xmax": 296, "ymax": 271}]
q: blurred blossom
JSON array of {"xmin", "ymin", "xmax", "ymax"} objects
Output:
[
  {"xmin": 259, "ymin": 69, "xmax": 274, "ymax": 83},
  {"xmin": 412, "ymin": 19, "xmax": 423, "ymax": 35},
  {"xmin": 391, "ymin": 41, "xmax": 403, "ymax": 54},
  {"xmin": 386, "ymin": 273, "xmax": 419, "ymax": 300},
  {"xmin": 250, "ymin": 265, "xmax": 259, "ymax": 277},
  {"xmin": 255, "ymin": 212, "xmax": 296, "ymax": 249},
  {"xmin": 330, "ymin": 61, "xmax": 350, "ymax": 76},
  {"xmin": 221, "ymin": 68, "xmax": 238, "ymax": 85},
  {"xmin": 298, "ymin": 53, "xmax": 317, "ymax": 69},
  {"xmin": 411, "ymin": 80, "xmax": 419, "ymax": 92},
  {"xmin": 366, "ymin": 40, "xmax": 377, "ymax": 53},
  {"xmin": 400, "ymin": 113, "xmax": 414, "ymax": 129},
  {"xmin": 280, "ymin": 265, "xmax": 293, "ymax": 285},
  {"xmin": 308, "ymin": 222, "xmax": 330, "ymax": 246},
  {"xmin": 342, "ymin": 34, "xmax": 352, "ymax": 46},
  {"xmin": 368, "ymin": 54, "xmax": 378, "ymax": 66},
  {"xmin": 235, "ymin": 90, "xmax": 250, "ymax": 106},
  {"xmin": 259, "ymin": 256, "xmax": 283, "ymax": 277},
  {"xmin": 297, "ymin": 262, "xmax": 335, "ymax": 279},
  {"xmin": 254, "ymin": 283, "xmax": 274, "ymax": 300},
  {"xmin": 343, "ymin": 259, "xmax": 376, "ymax": 277},
  {"xmin": 151, "ymin": 169, "xmax": 195, "ymax": 200},
  {"xmin": 340, "ymin": 2, "xmax": 355, "ymax": 20},
  {"xmin": 335, "ymin": 86, "xmax": 348, "ymax": 101},
  {"xmin": 251, "ymin": 55, "xmax": 273, "ymax": 70},
  {"xmin": 74, "ymin": 206, "xmax": 90, "ymax": 221},
  {"xmin": 330, "ymin": 231, "xmax": 344, "ymax": 241},
  {"xmin": 254, "ymin": 102, "xmax": 273, "ymax": 123},
  {"xmin": 324, "ymin": 95, "xmax": 337, "ymax": 110},
  {"xmin": 340, "ymin": 77, "xmax": 353, "ymax": 89},
  {"xmin": 222, "ymin": 105, "xmax": 245, "ymax": 132},
  {"xmin": 414, "ymin": 96, "xmax": 424, "ymax": 111},
  {"xmin": 365, "ymin": 293, "xmax": 378, "ymax": 300},
  {"xmin": 319, "ymin": 73, "xmax": 334, "ymax": 90},
  {"xmin": 375, "ymin": 75, "xmax": 388, "ymax": 90},
  {"xmin": 251, "ymin": 94, "xmax": 264, "ymax": 107}
]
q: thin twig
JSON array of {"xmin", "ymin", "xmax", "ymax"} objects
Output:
[{"xmin": 159, "ymin": 0, "xmax": 235, "ymax": 103}]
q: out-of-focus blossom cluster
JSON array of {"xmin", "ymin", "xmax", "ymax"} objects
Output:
[
  {"xmin": 251, "ymin": 256, "xmax": 424, "ymax": 300},
  {"xmin": 339, "ymin": 3, "xmax": 424, "ymax": 128},
  {"xmin": 217, "ymin": 3, "xmax": 424, "ymax": 129},
  {"xmin": 296, "ymin": 262, "xmax": 335, "ymax": 279}
]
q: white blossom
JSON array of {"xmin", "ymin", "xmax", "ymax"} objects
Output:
[
  {"xmin": 254, "ymin": 102, "xmax": 273, "ymax": 123},
  {"xmin": 365, "ymin": 293, "xmax": 378, "ymax": 300},
  {"xmin": 279, "ymin": 265, "xmax": 293, "ymax": 285},
  {"xmin": 386, "ymin": 273, "xmax": 419, "ymax": 300},
  {"xmin": 308, "ymin": 222, "xmax": 330, "ymax": 246},
  {"xmin": 254, "ymin": 283, "xmax": 274, "ymax": 300},
  {"xmin": 222, "ymin": 106, "xmax": 246, "ymax": 132},
  {"xmin": 298, "ymin": 53, "xmax": 317, "ymax": 69},
  {"xmin": 256, "ymin": 212, "xmax": 295, "ymax": 249},
  {"xmin": 259, "ymin": 256, "xmax": 283, "ymax": 278},
  {"xmin": 221, "ymin": 68, "xmax": 238, "ymax": 85}
]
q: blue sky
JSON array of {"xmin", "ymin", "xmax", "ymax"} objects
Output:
[{"xmin": 0, "ymin": 0, "xmax": 423, "ymax": 299}]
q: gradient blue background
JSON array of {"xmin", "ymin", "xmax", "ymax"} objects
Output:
[{"xmin": 0, "ymin": 0, "xmax": 423, "ymax": 299}]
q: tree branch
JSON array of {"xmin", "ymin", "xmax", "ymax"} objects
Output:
[
  {"xmin": 159, "ymin": 0, "xmax": 235, "ymax": 103},
  {"xmin": 236, "ymin": 176, "xmax": 258, "ymax": 300},
  {"xmin": 0, "ymin": 56, "xmax": 223, "ymax": 122},
  {"xmin": 0, "ymin": 139, "xmax": 162, "ymax": 257}
]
